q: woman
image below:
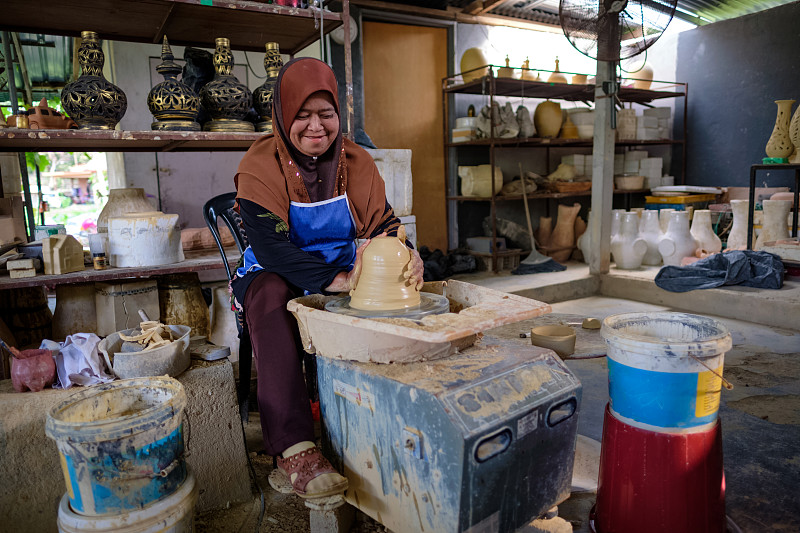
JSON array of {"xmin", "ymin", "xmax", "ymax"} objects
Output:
[{"xmin": 232, "ymin": 57, "xmax": 423, "ymax": 499}]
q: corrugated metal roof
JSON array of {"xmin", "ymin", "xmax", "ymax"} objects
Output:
[
  {"xmin": 1, "ymin": 32, "xmax": 72, "ymax": 103},
  {"xmin": 448, "ymin": 0, "xmax": 796, "ymax": 25}
]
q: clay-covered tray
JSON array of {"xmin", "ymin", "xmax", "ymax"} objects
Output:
[{"xmin": 287, "ymin": 280, "xmax": 551, "ymax": 363}]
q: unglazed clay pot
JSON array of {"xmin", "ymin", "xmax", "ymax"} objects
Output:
[
  {"xmin": 11, "ymin": 348, "xmax": 56, "ymax": 392},
  {"xmin": 461, "ymin": 48, "xmax": 490, "ymax": 82},
  {"xmin": 755, "ymin": 199, "xmax": 792, "ymax": 249},
  {"xmin": 639, "ymin": 210, "xmax": 663, "ymax": 266},
  {"xmin": 559, "ymin": 114, "xmax": 579, "ymax": 139},
  {"xmin": 658, "ymin": 211, "xmax": 698, "ymax": 266},
  {"xmin": 547, "ymin": 58, "xmax": 568, "ymax": 84},
  {"xmin": 659, "ymin": 208, "xmax": 676, "ymax": 234},
  {"xmin": 536, "ymin": 216, "xmax": 553, "ymax": 248},
  {"xmin": 690, "ymin": 209, "xmax": 722, "ymax": 254},
  {"xmin": 548, "ymin": 203, "xmax": 581, "ymax": 262},
  {"xmin": 534, "ymin": 100, "xmax": 563, "ymax": 138},
  {"xmin": 611, "ymin": 212, "xmax": 647, "ymax": 269},
  {"xmin": 349, "ymin": 235, "xmax": 420, "ymax": 311},
  {"xmin": 765, "ymin": 99, "xmax": 796, "ymax": 159},
  {"xmin": 97, "ymin": 188, "xmax": 153, "ymax": 232},
  {"xmin": 789, "ymin": 105, "xmax": 800, "ymax": 163},
  {"xmin": 727, "ymin": 200, "xmax": 754, "ymax": 251}
]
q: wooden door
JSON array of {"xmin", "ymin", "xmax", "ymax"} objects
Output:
[{"xmin": 363, "ymin": 21, "xmax": 447, "ymax": 251}]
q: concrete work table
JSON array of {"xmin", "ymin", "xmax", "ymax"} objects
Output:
[{"xmin": 0, "ymin": 249, "xmax": 239, "ymax": 290}]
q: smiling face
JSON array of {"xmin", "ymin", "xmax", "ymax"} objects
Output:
[{"xmin": 289, "ymin": 91, "xmax": 339, "ymax": 157}]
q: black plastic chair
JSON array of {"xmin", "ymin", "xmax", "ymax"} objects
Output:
[
  {"xmin": 203, "ymin": 192, "xmax": 253, "ymax": 422},
  {"xmin": 203, "ymin": 192, "xmax": 318, "ymax": 423}
]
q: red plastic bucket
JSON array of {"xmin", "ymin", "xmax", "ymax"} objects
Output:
[{"xmin": 592, "ymin": 405, "xmax": 726, "ymax": 533}]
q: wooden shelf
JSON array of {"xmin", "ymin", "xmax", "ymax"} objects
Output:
[
  {"xmin": 447, "ymin": 138, "xmax": 684, "ymax": 148},
  {"xmin": 0, "ymin": 129, "xmax": 267, "ymax": 152},
  {"xmin": 0, "ymin": 249, "xmax": 240, "ymax": 290},
  {"xmin": 444, "ymin": 75, "xmax": 685, "ymax": 104},
  {"xmin": 448, "ymin": 189, "xmax": 650, "ymax": 202},
  {"xmin": 1, "ymin": 0, "xmax": 342, "ymax": 55}
]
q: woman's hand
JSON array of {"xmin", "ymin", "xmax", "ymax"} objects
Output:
[
  {"xmin": 404, "ymin": 247, "xmax": 424, "ymax": 291},
  {"xmin": 325, "ymin": 239, "xmax": 371, "ymax": 293}
]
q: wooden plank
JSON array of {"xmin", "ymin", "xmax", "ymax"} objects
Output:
[
  {"xmin": 0, "ymin": 0, "xmax": 343, "ymax": 54},
  {"xmin": 0, "ymin": 249, "xmax": 239, "ymax": 290},
  {"xmin": 0, "ymin": 129, "xmax": 264, "ymax": 152}
]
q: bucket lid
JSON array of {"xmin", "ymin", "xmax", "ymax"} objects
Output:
[
  {"xmin": 45, "ymin": 376, "xmax": 186, "ymax": 443},
  {"xmin": 601, "ymin": 312, "xmax": 732, "ymax": 357}
]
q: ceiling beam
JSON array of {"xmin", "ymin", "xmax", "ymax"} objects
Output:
[{"xmin": 461, "ymin": 0, "xmax": 508, "ymax": 16}]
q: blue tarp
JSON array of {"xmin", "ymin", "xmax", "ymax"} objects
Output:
[{"xmin": 654, "ymin": 250, "xmax": 784, "ymax": 292}]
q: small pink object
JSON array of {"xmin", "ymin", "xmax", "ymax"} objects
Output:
[
  {"xmin": 770, "ymin": 191, "xmax": 796, "ymax": 206},
  {"xmin": 11, "ymin": 349, "xmax": 56, "ymax": 392}
]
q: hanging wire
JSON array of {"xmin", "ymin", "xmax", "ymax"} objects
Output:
[{"xmin": 245, "ymin": 52, "xmax": 267, "ymax": 80}]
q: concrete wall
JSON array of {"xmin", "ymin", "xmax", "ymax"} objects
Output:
[{"xmin": 675, "ymin": 2, "xmax": 800, "ymax": 187}]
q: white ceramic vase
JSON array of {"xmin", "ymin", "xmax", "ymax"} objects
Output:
[
  {"xmin": 639, "ymin": 210, "xmax": 663, "ymax": 266},
  {"xmin": 690, "ymin": 209, "xmax": 722, "ymax": 254},
  {"xmin": 611, "ymin": 212, "xmax": 647, "ymax": 269},
  {"xmin": 727, "ymin": 199, "xmax": 753, "ymax": 251},
  {"xmin": 658, "ymin": 211, "xmax": 698, "ymax": 266},
  {"xmin": 659, "ymin": 208, "xmax": 675, "ymax": 233},
  {"xmin": 577, "ymin": 211, "xmax": 593, "ymax": 265},
  {"xmin": 755, "ymin": 199, "xmax": 792, "ymax": 249}
]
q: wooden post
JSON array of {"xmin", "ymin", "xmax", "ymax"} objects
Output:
[{"xmin": 589, "ymin": 60, "xmax": 616, "ymax": 275}]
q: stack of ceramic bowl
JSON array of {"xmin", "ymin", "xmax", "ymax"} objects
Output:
[{"xmin": 571, "ymin": 110, "xmax": 594, "ymax": 139}]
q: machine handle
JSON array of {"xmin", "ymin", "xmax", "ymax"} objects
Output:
[{"xmin": 474, "ymin": 428, "xmax": 512, "ymax": 463}]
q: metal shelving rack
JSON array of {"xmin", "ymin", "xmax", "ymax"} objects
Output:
[{"xmin": 442, "ymin": 67, "xmax": 688, "ymax": 272}]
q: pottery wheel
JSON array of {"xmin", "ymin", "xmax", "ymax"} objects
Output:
[{"xmin": 324, "ymin": 293, "xmax": 450, "ymax": 320}]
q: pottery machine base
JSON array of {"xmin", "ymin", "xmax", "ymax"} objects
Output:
[
  {"xmin": 323, "ymin": 293, "xmax": 450, "ymax": 320},
  {"xmin": 317, "ymin": 334, "xmax": 582, "ymax": 533}
]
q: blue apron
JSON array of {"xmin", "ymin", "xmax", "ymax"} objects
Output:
[{"xmin": 237, "ymin": 193, "xmax": 357, "ymax": 280}]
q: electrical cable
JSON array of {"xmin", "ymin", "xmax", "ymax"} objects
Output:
[{"xmin": 245, "ymin": 52, "xmax": 267, "ymax": 80}]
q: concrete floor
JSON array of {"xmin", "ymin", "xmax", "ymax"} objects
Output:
[{"xmin": 197, "ymin": 264, "xmax": 800, "ymax": 532}]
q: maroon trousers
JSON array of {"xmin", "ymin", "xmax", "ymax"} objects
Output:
[{"xmin": 243, "ymin": 272, "xmax": 314, "ymax": 456}]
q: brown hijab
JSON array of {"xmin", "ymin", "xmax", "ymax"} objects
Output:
[{"xmin": 235, "ymin": 58, "xmax": 396, "ymax": 239}]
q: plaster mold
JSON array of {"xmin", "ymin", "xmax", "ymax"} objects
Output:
[{"xmin": 658, "ymin": 211, "xmax": 698, "ymax": 266}]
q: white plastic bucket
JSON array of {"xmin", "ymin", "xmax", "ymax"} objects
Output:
[
  {"xmin": 601, "ymin": 312, "xmax": 732, "ymax": 433},
  {"xmin": 45, "ymin": 377, "xmax": 187, "ymax": 516},
  {"xmin": 57, "ymin": 471, "xmax": 197, "ymax": 533}
]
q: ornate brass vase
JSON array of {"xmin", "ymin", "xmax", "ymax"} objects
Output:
[
  {"xmin": 61, "ymin": 31, "xmax": 127, "ymax": 130},
  {"xmin": 200, "ymin": 38, "xmax": 254, "ymax": 132},
  {"xmin": 253, "ymin": 42, "xmax": 283, "ymax": 133},
  {"xmin": 147, "ymin": 36, "xmax": 201, "ymax": 131}
]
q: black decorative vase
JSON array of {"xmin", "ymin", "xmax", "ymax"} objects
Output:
[
  {"xmin": 61, "ymin": 31, "xmax": 127, "ymax": 130},
  {"xmin": 253, "ymin": 42, "xmax": 283, "ymax": 133},
  {"xmin": 200, "ymin": 38, "xmax": 254, "ymax": 132},
  {"xmin": 147, "ymin": 36, "xmax": 201, "ymax": 131}
]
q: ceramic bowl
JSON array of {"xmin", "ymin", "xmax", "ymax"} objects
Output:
[
  {"xmin": 615, "ymin": 175, "xmax": 645, "ymax": 190},
  {"xmin": 530, "ymin": 325, "xmax": 576, "ymax": 357},
  {"xmin": 577, "ymin": 125, "xmax": 594, "ymax": 139}
]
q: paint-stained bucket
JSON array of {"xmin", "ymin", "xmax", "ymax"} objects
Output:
[
  {"xmin": 57, "ymin": 470, "xmax": 197, "ymax": 533},
  {"xmin": 601, "ymin": 312, "xmax": 732, "ymax": 432},
  {"xmin": 45, "ymin": 377, "xmax": 187, "ymax": 516}
]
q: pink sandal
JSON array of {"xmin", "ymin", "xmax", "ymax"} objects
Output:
[{"xmin": 277, "ymin": 446, "xmax": 348, "ymax": 499}]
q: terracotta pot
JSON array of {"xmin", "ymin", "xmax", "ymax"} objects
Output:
[
  {"xmin": 765, "ymin": 99, "xmax": 795, "ymax": 159},
  {"xmin": 548, "ymin": 203, "xmax": 581, "ymax": 262},
  {"xmin": 11, "ymin": 348, "xmax": 56, "ymax": 392},
  {"xmin": 690, "ymin": 209, "xmax": 722, "ymax": 254},
  {"xmin": 611, "ymin": 212, "xmax": 647, "ymax": 270},
  {"xmin": 534, "ymin": 100, "xmax": 563, "ymax": 138},
  {"xmin": 726, "ymin": 199, "xmax": 753, "ymax": 251},
  {"xmin": 97, "ymin": 188, "xmax": 154, "ymax": 232},
  {"xmin": 639, "ymin": 210, "xmax": 663, "ymax": 266},
  {"xmin": 658, "ymin": 211, "xmax": 698, "ymax": 266},
  {"xmin": 350, "ymin": 235, "xmax": 420, "ymax": 311},
  {"xmin": 755, "ymin": 199, "xmax": 792, "ymax": 249}
]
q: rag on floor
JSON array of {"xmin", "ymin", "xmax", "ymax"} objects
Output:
[
  {"xmin": 50, "ymin": 333, "xmax": 115, "ymax": 388},
  {"xmin": 654, "ymin": 250, "xmax": 784, "ymax": 292}
]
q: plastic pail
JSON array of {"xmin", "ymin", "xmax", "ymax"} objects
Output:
[
  {"xmin": 45, "ymin": 377, "xmax": 187, "ymax": 516},
  {"xmin": 57, "ymin": 470, "xmax": 197, "ymax": 533},
  {"xmin": 601, "ymin": 312, "xmax": 732, "ymax": 432}
]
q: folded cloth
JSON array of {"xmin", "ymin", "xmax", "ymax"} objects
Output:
[
  {"xmin": 655, "ymin": 250, "xmax": 784, "ymax": 293},
  {"xmin": 54, "ymin": 333, "xmax": 115, "ymax": 388}
]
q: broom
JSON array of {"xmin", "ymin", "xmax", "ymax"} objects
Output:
[{"xmin": 512, "ymin": 163, "xmax": 566, "ymax": 275}]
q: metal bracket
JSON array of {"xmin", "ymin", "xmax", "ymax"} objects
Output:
[{"xmin": 403, "ymin": 427, "xmax": 423, "ymax": 460}]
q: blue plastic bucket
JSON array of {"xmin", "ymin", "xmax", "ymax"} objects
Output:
[
  {"xmin": 45, "ymin": 377, "xmax": 187, "ymax": 516},
  {"xmin": 601, "ymin": 312, "xmax": 732, "ymax": 433}
]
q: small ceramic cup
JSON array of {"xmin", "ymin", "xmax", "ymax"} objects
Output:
[{"xmin": 530, "ymin": 325, "xmax": 576, "ymax": 358}]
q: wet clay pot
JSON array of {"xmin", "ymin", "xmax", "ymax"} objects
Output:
[
  {"xmin": 350, "ymin": 235, "xmax": 420, "ymax": 311},
  {"xmin": 548, "ymin": 203, "xmax": 581, "ymax": 262},
  {"xmin": 690, "ymin": 209, "xmax": 722, "ymax": 254},
  {"xmin": 11, "ymin": 348, "xmax": 56, "ymax": 392}
]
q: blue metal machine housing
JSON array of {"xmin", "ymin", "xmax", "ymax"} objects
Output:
[{"xmin": 317, "ymin": 335, "xmax": 582, "ymax": 532}]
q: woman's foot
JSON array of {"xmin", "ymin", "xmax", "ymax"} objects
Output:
[{"xmin": 278, "ymin": 441, "xmax": 348, "ymax": 499}]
